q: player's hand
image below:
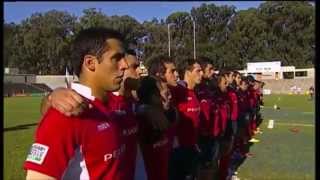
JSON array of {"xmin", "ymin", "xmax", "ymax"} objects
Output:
[{"xmin": 49, "ymin": 87, "xmax": 87, "ymax": 116}]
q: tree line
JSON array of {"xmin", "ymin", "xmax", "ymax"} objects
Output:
[{"xmin": 4, "ymin": 1, "xmax": 315, "ymax": 75}]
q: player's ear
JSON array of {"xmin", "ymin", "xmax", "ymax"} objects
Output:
[{"xmin": 82, "ymin": 55, "xmax": 97, "ymax": 73}]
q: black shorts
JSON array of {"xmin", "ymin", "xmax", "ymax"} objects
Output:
[
  {"xmin": 238, "ymin": 112, "xmax": 251, "ymax": 129},
  {"xmin": 198, "ymin": 136, "xmax": 220, "ymax": 169},
  {"xmin": 168, "ymin": 146, "xmax": 201, "ymax": 180},
  {"xmin": 222, "ymin": 120, "xmax": 235, "ymax": 139}
]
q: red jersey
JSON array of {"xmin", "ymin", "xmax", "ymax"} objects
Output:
[
  {"xmin": 213, "ymin": 92, "xmax": 230, "ymax": 137},
  {"xmin": 227, "ymin": 87, "xmax": 239, "ymax": 121},
  {"xmin": 236, "ymin": 90, "xmax": 250, "ymax": 116},
  {"xmin": 139, "ymin": 128, "xmax": 170, "ymax": 180},
  {"xmin": 248, "ymin": 87, "xmax": 259, "ymax": 109},
  {"xmin": 171, "ymin": 83, "xmax": 201, "ymax": 147},
  {"xmin": 196, "ymin": 81, "xmax": 214, "ymax": 136},
  {"xmin": 24, "ymin": 90, "xmax": 127, "ymax": 179},
  {"xmin": 136, "ymin": 102, "xmax": 171, "ymax": 180},
  {"xmin": 106, "ymin": 92, "xmax": 138, "ymax": 180}
]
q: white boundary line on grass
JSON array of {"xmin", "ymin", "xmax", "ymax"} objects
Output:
[
  {"xmin": 273, "ymin": 122, "xmax": 314, "ymax": 127},
  {"xmin": 262, "ymin": 106, "xmax": 314, "ymax": 114}
]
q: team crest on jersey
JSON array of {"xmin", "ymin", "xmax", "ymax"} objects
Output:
[{"xmin": 26, "ymin": 143, "xmax": 49, "ymax": 164}]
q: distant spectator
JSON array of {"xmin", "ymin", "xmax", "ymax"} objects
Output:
[{"xmin": 309, "ymin": 86, "xmax": 314, "ymax": 100}]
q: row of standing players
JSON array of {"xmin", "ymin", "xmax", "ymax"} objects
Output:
[{"xmin": 23, "ymin": 29, "xmax": 264, "ymax": 180}]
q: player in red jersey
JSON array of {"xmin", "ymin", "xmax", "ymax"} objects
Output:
[
  {"xmin": 38, "ymin": 48, "xmax": 146, "ymax": 180},
  {"xmin": 24, "ymin": 27, "xmax": 129, "ymax": 179},
  {"xmin": 194, "ymin": 57, "xmax": 218, "ymax": 180},
  {"xmin": 247, "ymin": 75, "xmax": 260, "ymax": 143},
  {"xmin": 39, "ymin": 52, "xmax": 172, "ymax": 180},
  {"xmin": 168, "ymin": 58, "xmax": 203, "ymax": 180},
  {"xmin": 136, "ymin": 76, "xmax": 173, "ymax": 180},
  {"xmin": 255, "ymin": 80, "xmax": 265, "ymax": 128},
  {"xmin": 228, "ymin": 76, "xmax": 252, "ymax": 178},
  {"xmin": 147, "ymin": 55, "xmax": 183, "ymax": 180},
  {"xmin": 105, "ymin": 49, "xmax": 142, "ymax": 180},
  {"xmin": 210, "ymin": 72, "xmax": 233, "ymax": 180}
]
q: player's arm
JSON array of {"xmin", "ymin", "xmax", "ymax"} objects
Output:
[
  {"xmin": 40, "ymin": 87, "xmax": 85, "ymax": 117},
  {"xmin": 24, "ymin": 109, "xmax": 78, "ymax": 179},
  {"xmin": 26, "ymin": 170, "xmax": 56, "ymax": 180},
  {"xmin": 137, "ymin": 104, "xmax": 169, "ymax": 131},
  {"xmin": 165, "ymin": 106, "xmax": 180, "ymax": 125}
]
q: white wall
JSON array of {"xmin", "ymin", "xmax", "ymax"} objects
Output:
[{"xmin": 35, "ymin": 75, "xmax": 79, "ymax": 89}]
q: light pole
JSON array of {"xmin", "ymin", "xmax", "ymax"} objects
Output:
[
  {"xmin": 190, "ymin": 16, "xmax": 196, "ymax": 60},
  {"xmin": 167, "ymin": 23, "xmax": 175, "ymax": 57}
]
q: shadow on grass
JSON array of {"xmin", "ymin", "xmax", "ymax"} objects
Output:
[{"xmin": 4, "ymin": 123, "xmax": 38, "ymax": 132}]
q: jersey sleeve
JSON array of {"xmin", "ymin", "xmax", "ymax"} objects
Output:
[{"xmin": 24, "ymin": 108, "xmax": 78, "ymax": 179}]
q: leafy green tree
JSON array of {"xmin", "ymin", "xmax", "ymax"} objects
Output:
[{"xmin": 11, "ymin": 10, "xmax": 77, "ymax": 74}]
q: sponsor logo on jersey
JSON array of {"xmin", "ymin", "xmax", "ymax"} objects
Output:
[
  {"xmin": 187, "ymin": 97, "xmax": 192, "ymax": 101},
  {"xmin": 186, "ymin": 107, "xmax": 201, "ymax": 112},
  {"xmin": 104, "ymin": 144, "xmax": 126, "ymax": 162},
  {"xmin": 97, "ymin": 122, "xmax": 110, "ymax": 131},
  {"xmin": 26, "ymin": 143, "xmax": 49, "ymax": 164},
  {"xmin": 123, "ymin": 126, "xmax": 138, "ymax": 136}
]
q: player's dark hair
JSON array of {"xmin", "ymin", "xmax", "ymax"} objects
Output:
[
  {"xmin": 137, "ymin": 76, "xmax": 161, "ymax": 105},
  {"xmin": 177, "ymin": 58, "xmax": 199, "ymax": 80},
  {"xmin": 126, "ymin": 49, "xmax": 137, "ymax": 56},
  {"xmin": 232, "ymin": 71, "xmax": 241, "ymax": 78},
  {"xmin": 198, "ymin": 56, "xmax": 212, "ymax": 70},
  {"xmin": 147, "ymin": 54, "xmax": 175, "ymax": 78},
  {"xmin": 71, "ymin": 27, "xmax": 125, "ymax": 77}
]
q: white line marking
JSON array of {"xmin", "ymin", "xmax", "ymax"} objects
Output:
[{"xmin": 270, "ymin": 122, "xmax": 314, "ymax": 127}]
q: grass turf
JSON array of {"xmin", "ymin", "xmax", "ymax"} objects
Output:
[
  {"xmin": 3, "ymin": 95, "xmax": 315, "ymax": 180},
  {"xmin": 237, "ymin": 95, "xmax": 315, "ymax": 180}
]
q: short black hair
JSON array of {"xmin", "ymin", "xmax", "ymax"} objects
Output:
[
  {"xmin": 198, "ymin": 56, "xmax": 212, "ymax": 70},
  {"xmin": 71, "ymin": 27, "xmax": 124, "ymax": 77},
  {"xmin": 177, "ymin": 58, "xmax": 199, "ymax": 80},
  {"xmin": 232, "ymin": 71, "xmax": 241, "ymax": 77},
  {"xmin": 246, "ymin": 75, "xmax": 255, "ymax": 83},
  {"xmin": 240, "ymin": 76, "xmax": 249, "ymax": 84},
  {"xmin": 219, "ymin": 69, "xmax": 232, "ymax": 77},
  {"xmin": 126, "ymin": 49, "xmax": 137, "ymax": 56},
  {"xmin": 147, "ymin": 54, "xmax": 175, "ymax": 78}
]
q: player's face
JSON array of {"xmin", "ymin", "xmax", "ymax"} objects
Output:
[
  {"xmin": 164, "ymin": 63, "xmax": 179, "ymax": 86},
  {"xmin": 228, "ymin": 73, "xmax": 234, "ymax": 84},
  {"xmin": 204, "ymin": 64, "xmax": 215, "ymax": 79},
  {"xmin": 219, "ymin": 76, "xmax": 228, "ymax": 92},
  {"xmin": 253, "ymin": 82, "xmax": 260, "ymax": 90},
  {"xmin": 124, "ymin": 55, "xmax": 140, "ymax": 80},
  {"xmin": 190, "ymin": 63, "xmax": 203, "ymax": 85},
  {"xmin": 240, "ymin": 81, "xmax": 248, "ymax": 91},
  {"xmin": 235, "ymin": 74, "xmax": 241, "ymax": 86},
  {"xmin": 96, "ymin": 39, "xmax": 128, "ymax": 92}
]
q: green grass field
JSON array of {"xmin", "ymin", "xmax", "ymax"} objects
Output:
[{"xmin": 3, "ymin": 95, "xmax": 315, "ymax": 180}]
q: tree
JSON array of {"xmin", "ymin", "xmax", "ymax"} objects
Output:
[
  {"xmin": 4, "ymin": 23, "xmax": 18, "ymax": 68},
  {"xmin": 257, "ymin": 1, "xmax": 315, "ymax": 67},
  {"xmin": 11, "ymin": 10, "xmax": 77, "ymax": 74}
]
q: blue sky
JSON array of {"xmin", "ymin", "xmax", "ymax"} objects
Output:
[{"xmin": 4, "ymin": 1, "xmax": 265, "ymax": 24}]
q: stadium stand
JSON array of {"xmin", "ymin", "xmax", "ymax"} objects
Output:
[
  {"xmin": 262, "ymin": 78, "xmax": 314, "ymax": 94},
  {"xmin": 4, "ymin": 82, "xmax": 51, "ymax": 97}
]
